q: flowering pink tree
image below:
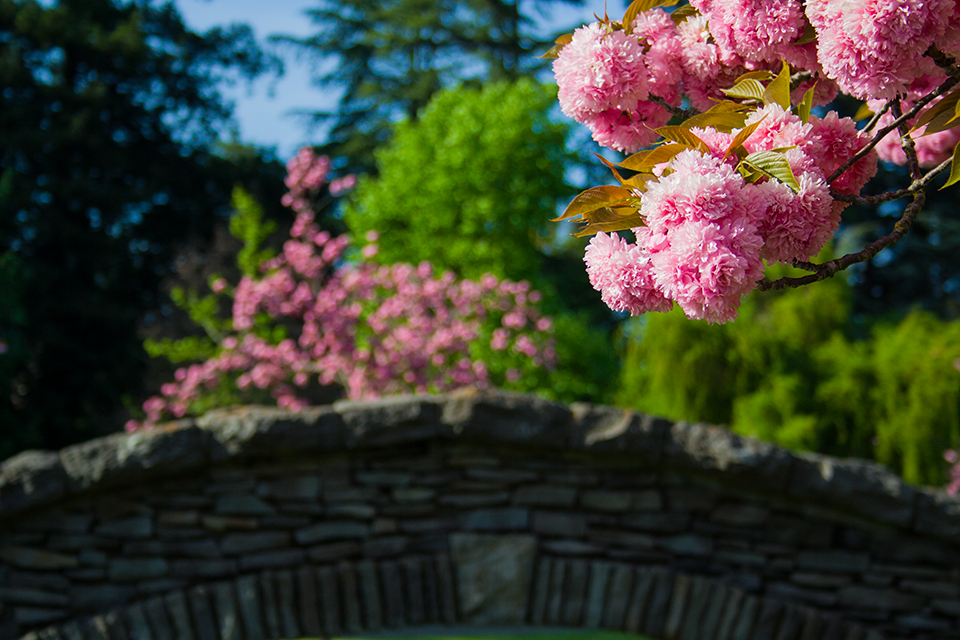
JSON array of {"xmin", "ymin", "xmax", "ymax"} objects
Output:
[
  {"xmin": 548, "ymin": 0, "xmax": 960, "ymax": 324},
  {"xmin": 130, "ymin": 149, "xmax": 554, "ymax": 430}
]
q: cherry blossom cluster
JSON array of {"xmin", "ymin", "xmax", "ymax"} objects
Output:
[
  {"xmin": 130, "ymin": 206, "xmax": 554, "ymax": 431},
  {"xmin": 281, "ymin": 147, "xmax": 357, "ymax": 213},
  {"xmin": 551, "ymin": 0, "xmax": 960, "ymax": 324}
]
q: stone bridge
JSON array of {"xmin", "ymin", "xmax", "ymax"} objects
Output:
[{"xmin": 2, "ymin": 390, "xmax": 960, "ymax": 640}]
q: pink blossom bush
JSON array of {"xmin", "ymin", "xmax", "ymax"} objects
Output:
[{"xmin": 130, "ymin": 153, "xmax": 555, "ymax": 430}]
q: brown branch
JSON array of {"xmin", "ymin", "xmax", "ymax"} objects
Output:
[
  {"xmin": 648, "ymin": 95, "xmax": 698, "ymax": 119},
  {"xmin": 862, "ymin": 100, "xmax": 891, "ymax": 134},
  {"xmin": 759, "ymin": 191, "xmax": 927, "ymax": 291},
  {"xmin": 826, "ymin": 76, "xmax": 959, "ymax": 185},
  {"xmin": 832, "ymin": 156, "xmax": 952, "ymax": 204},
  {"xmin": 891, "ymin": 100, "xmax": 924, "ymax": 182},
  {"xmin": 789, "ymin": 70, "xmax": 815, "ymax": 92}
]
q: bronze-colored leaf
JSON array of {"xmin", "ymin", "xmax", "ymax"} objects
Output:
[
  {"xmin": 572, "ymin": 207, "xmax": 647, "ymax": 237},
  {"xmin": 682, "ymin": 100, "xmax": 751, "ymax": 131},
  {"xmin": 619, "ymin": 143, "xmax": 686, "ymax": 171},
  {"xmin": 553, "ymin": 185, "xmax": 635, "ymax": 222},
  {"xmin": 723, "ymin": 116, "xmax": 765, "ymax": 159},
  {"xmin": 732, "ymin": 69, "xmax": 776, "ymax": 84},
  {"xmin": 654, "ymin": 126, "xmax": 710, "ymax": 152},
  {"xmin": 540, "ymin": 33, "xmax": 574, "ymax": 59},
  {"xmin": 912, "ymin": 88, "xmax": 960, "ymax": 132}
]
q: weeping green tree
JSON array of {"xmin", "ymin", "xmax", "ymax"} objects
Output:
[
  {"xmin": 617, "ymin": 261, "xmax": 960, "ymax": 486},
  {"xmin": 344, "ymin": 79, "xmax": 619, "ymax": 403}
]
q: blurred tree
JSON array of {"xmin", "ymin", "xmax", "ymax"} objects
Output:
[
  {"xmin": 616, "ymin": 258, "xmax": 960, "ymax": 486},
  {"xmin": 278, "ymin": 0, "xmax": 584, "ymax": 173},
  {"xmin": 0, "ymin": 0, "xmax": 284, "ymax": 452},
  {"xmin": 345, "ymin": 79, "xmax": 619, "ymax": 402}
]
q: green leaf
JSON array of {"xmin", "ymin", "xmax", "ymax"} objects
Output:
[
  {"xmin": 623, "ymin": 0, "xmax": 679, "ymax": 31},
  {"xmin": 941, "ymin": 140, "xmax": 960, "ymax": 190},
  {"xmin": 721, "ymin": 78, "xmax": 767, "ymax": 102},
  {"xmin": 654, "ymin": 126, "xmax": 710, "ymax": 153},
  {"xmin": 797, "ymin": 83, "xmax": 816, "ymax": 124},
  {"xmin": 742, "ymin": 150, "xmax": 800, "ymax": 192},
  {"xmin": 723, "ymin": 116, "xmax": 765, "ymax": 159},
  {"xmin": 853, "ymin": 102, "xmax": 874, "ymax": 122},
  {"xmin": 913, "ymin": 88, "xmax": 960, "ymax": 133},
  {"xmin": 540, "ymin": 33, "xmax": 573, "ymax": 59},
  {"xmin": 619, "ymin": 143, "xmax": 686, "ymax": 171},
  {"xmin": 553, "ymin": 185, "xmax": 635, "ymax": 222},
  {"xmin": 762, "ymin": 61, "xmax": 791, "ymax": 110},
  {"xmin": 733, "ymin": 70, "xmax": 776, "ymax": 83},
  {"xmin": 682, "ymin": 100, "xmax": 751, "ymax": 132},
  {"xmin": 792, "ymin": 20, "xmax": 817, "ymax": 45},
  {"xmin": 669, "ymin": 4, "xmax": 700, "ymax": 24}
]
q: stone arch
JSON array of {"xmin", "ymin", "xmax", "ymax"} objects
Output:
[{"xmin": 2, "ymin": 391, "xmax": 960, "ymax": 640}]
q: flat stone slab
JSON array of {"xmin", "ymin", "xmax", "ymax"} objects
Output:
[{"xmin": 449, "ymin": 533, "xmax": 536, "ymax": 625}]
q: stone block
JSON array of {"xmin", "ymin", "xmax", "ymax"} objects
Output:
[
  {"xmin": 357, "ymin": 560, "xmax": 383, "ymax": 631},
  {"xmin": 338, "ymin": 562, "xmax": 363, "ymax": 634},
  {"xmin": 588, "ymin": 529, "xmax": 655, "ymax": 549},
  {"xmin": 750, "ymin": 600, "xmax": 784, "ymax": 640},
  {"xmin": 163, "ymin": 590, "xmax": 195, "ymax": 640},
  {"xmin": 274, "ymin": 571, "xmax": 300, "ymax": 639},
  {"xmin": 220, "ymin": 532, "xmax": 291, "ymax": 555},
  {"xmin": 459, "ymin": 507, "xmax": 529, "ymax": 531},
  {"xmin": 318, "ymin": 566, "xmax": 342, "ymax": 636},
  {"xmin": 392, "ymin": 488, "xmax": 436, "ymax": 502},
  {"xmin": 238, "ymin": 549, "xmax": 305, "ymax": 571},
  {"xmin": 336, "ymin": 395, "xmax": 442, "ymax": 447},
  {"xmin": 837, "ymin": 586, "xmax": 924, "ymax": 611},
  {"xmin": 144, "ymin": 595, "xmax": 174, "ymax": 640},
  {"xmin": 170, "ymin": 560, "xmax": 237, "ymax": 579},
  {"xmin": 450, "ymin": 533, "xmax": 536, "ymax": 625},
  {"xmin": 380, "ymin": 561, "xmax": 404, "ymax": 628},
  {"xmin": 0, "ymin": 588, "xmax": 69, "ymax": 608},
  {"xmin": 679, "ymin": 577, "xmax": 712, "ymax": 640},
  {"xmin": 542, "ymin": 540, "xmax": 604, "ymax": 555},
  {"xmin": 512, "ymin": 485, "xmax": 577, "ymax": 507},
  {"xmin": 295, "ymin": 521, "xmax": 369, "ymax": 545},
  {"xmin": 95, "ymin": 516, "xmax": 154, "ymax": 538},
  {"xmin": 266, "ymin": 476, "xmax": 320, "ymax": 501},
  {"xmin": 796, "ymin": 551, "xmax": 869, "ymax": 574},
  {"xmin": 788, "ymin": 453, "xmax": 916, "ymax": 528},
  {"xmin": 362, "ymin": 536, "xmax": 409, "ymax": 558},
  {"xmin": 789, "ymin": 572, "xmax": 852, "ymax": 589},
  {"xmin": 307, "ymin": 541, "xmax": 361, "ymax": 562},
  {"xmin": 0, "ymin": 547, "xmax": 78, "ymax": 571},
  {"xmin": 0, "ymin": 450, "xmax": 69, "ymax": 519},
  {"xmin": 569, "ymin": 404, "xmax": 667, "ymax": 464},
  {"xmin": 197, "ymin": 405, "xmax": 343, "ymax": 460},
  {"xmin": 659, "ymin": 534, "xmax": 713, "ymax": 557},
  {"xmin": 258, "ymin": 572, "xmax": 281, "ymax": 640},
  {"xmin": 581, "ymin": 490, "xmax": 633, "ymax": 512},
  {"xmin": 532, "ymin": 510, "xmax": 587, "ymax": 537},
  {"xmin": 622, "ymin": 512, "xmax": 690, "ymax": 533},
  {"xmin": 214, "ymin": 495, "xmax": 273, "ymax": 516},
  {"xmin": 441, "ymin": 389, "xmax": 574, "ymax": 448},
  {"xmin": 438, "ymin": 492, "xmax": 511, "ymax": 508},
  {"xmin": 296, "ymin": 567, "xmax": 322, "ymax": 637},
  {"xmin": 108, "ymin": 558, "xmax": 169, "ymax": 582},
  {"xmin": 464, "ymin": 468, "xmax": 538, "ymax": 483},
  {"xmin": 187, "ymin": 585, "xmax": 219, "ymax": 640},
  {"xmin": 323, "ymin": 486, "xmax": 379, "ymax": 502},
  {"xmin": 768, "ymin": 582, "xmax": 838, "ymax": 607},
  {"xmin": 583, "ymin": 561, "xmax": 612, "ymax": 628},
  {"xmin": 711, "ymin": 504, "xmax": 769, "ymax": 527}
]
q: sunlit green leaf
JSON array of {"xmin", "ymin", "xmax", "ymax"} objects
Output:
[
  {"xmin": 941, "ymin": 140, "xmax": 960, "ymax": 190},
  {"xmin": 721, "ymin": 78, "xmax": 767, "ymax": 102},
  {"xmin": 682, "ymin": 101, "xmax": 751, "ymax": 132},
  {"xmin": 762, "ymin": 61, "xmax": 791, "ymax": 110},
  {"xmin": 792, "ymin": 20, "xmax": 817, "ymax": 45},
  {"xmin": 853, "ymin": 102, "xmax": 874, "ymax": 121},
  {"xmin": 619, "ymin": 143, "xmax": 686, "ymax": 171},
  {"xmin": 654, "ymin": 126, "xmax": 710, "ymax": 152},
  {"xmin": 797, "ymin": 84, "xmax": 816, "ymax": 124},
  {"xmin": 742, "ymin": 150, "xmax": 800, "ymax": 192},
  {"xmin": 553, "ymin": 185, "xmax": 635, "ymax": 221},
  {"xmin": 669, "ymin": 4, "xmax": 700, "ymax": 24},
  {"xmin": 733, "ymin": 70, "xmax": 776, "ymax": 84}
]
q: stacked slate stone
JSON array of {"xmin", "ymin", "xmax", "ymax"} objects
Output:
[{"xmin": 0, "ymin": 391, "xmax": 958, "ymax": 640}]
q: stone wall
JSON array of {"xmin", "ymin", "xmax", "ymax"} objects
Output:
[{"xmin": 2, "ymin": 390, "xmax": 960, "ymax": 640}]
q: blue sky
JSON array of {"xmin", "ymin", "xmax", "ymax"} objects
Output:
[{"xmin": 172, "ymin": 0, "xmax": 608, "ymax": 160}]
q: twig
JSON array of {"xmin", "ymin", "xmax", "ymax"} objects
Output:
[
  {"xmin": 759, "ymin": 190, "xmax": 926, "ymax": 291},
  {"xmin": 891, "ymin": 100, "xmax": 924, "ymax": 182},
  {"xmin": 826, "ymin": 76, "xmax": 959, "ymax": 184},
  {"xmin": 648, "ymin": 95, "xmax": 698, "ymax": 120},
  {"xmin": 832, "ymin": 156, "xmax": 952, "ymax": 204},
  {"xmin": 789, "ymin": 70, "xmax": 815, "ymax": 92},
  {"xmin": 862, "ymin": 100, "xmax": 891, "ymax": 134}
]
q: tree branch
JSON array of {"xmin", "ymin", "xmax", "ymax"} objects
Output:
[
  {"xmin": 648, "ymin": 95, "xmax": 698, "ymax": 119},
  {"xmin": 832, "ymin": 156, "xmax": 953, "ymax": 204},
  {"xmin": 826, "ymin": 76, "xmax": 959, "ymax": 185}
]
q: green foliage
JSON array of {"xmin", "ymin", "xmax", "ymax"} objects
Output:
[
  {"xmin": 343, "ymin": 79, "xmax": 618, "ymax": 404},
  {"xmin": 230, "ymin": 186, "xmax": 277, "ymax": 277},
  {"xmin": 616, "ymin": 259, "xmax": 960, "ymax": 485},
  {"xmin": 345, "ymin": 79, "xmax": 572, "ymax": 283},
  {"xmin": 279, "ymin": 0, "xmax": 583, "ymax": 172}
]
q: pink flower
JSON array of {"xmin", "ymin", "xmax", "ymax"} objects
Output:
[
  {"xmin": 805, "ymin": 112, "xmax": 878, "ymax": 194},
  {"xmin": 583, "ymin": 232, "xmax": 672, "ymax": 316},
  {"xmin": 807, "ymin": 0, "xmax": 953, "ymax": 100},
  {"xmin": 691, "ymin": 0, "xmax": 807, "ymax": 66},
  {"xmin": 752, "ymin": 174, "xmax": 836, "ymax": 263},
  {"xmin": 554, "ymin": 22, "xmax": 650, "ymax": 123}
]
